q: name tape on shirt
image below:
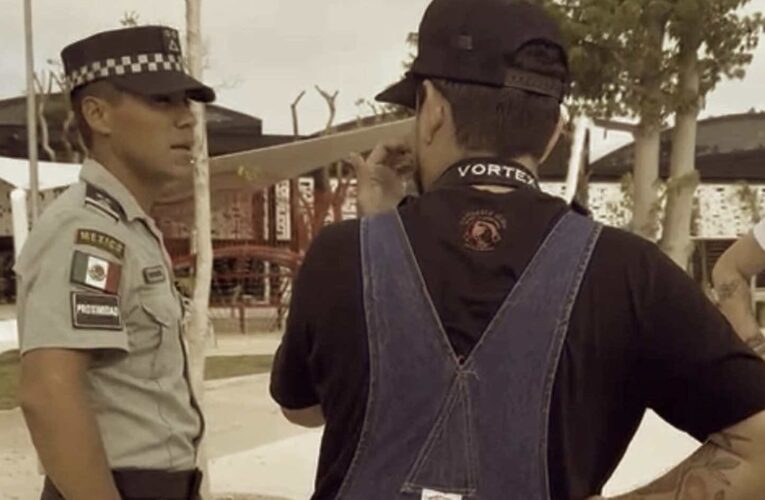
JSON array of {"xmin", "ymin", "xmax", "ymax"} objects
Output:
[
  {"xmin": 143, "ymin": 266, "xmax": 167, "ymax": 285},
  {"xmin": 75, "ymin": 229, "xmax": 125, "ymax": 260},
  {"xmin": 71, "ymin": 292, "xmax": 123, "ymax": 330},
  {"xmin": 70, "ymin": 250, "xmax": 122, "ymax": 295},
  {"xmin": 421, "ymin": 489, "xmax": 462, "ymax": 500}
]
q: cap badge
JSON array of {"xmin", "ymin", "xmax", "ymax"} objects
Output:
[{"xmin": 163, "ymin": 29, "xmax": 182, "ymax": 55}]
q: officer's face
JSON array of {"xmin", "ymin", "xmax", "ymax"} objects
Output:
[{"xmin": 108, "ymin": 90, "xmax": 197, "ymax": 185}]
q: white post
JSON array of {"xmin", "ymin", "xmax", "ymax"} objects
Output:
[
  {"xmin": 11, "ymin": 189, "xmax": 30, "ymax": 258},
  {"xmin": 24, "ymin": 0, "xmax": 40, "ymax": 224},
  {"xmin": 185, "ymin": 1, "xmax": 213, "ymax": 497},
  {"xmin": 564, "ymin": 116, "xmax": 590, "ymax": 204}
]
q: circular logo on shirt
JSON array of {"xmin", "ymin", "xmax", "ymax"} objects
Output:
[
  {"xmin": 460, "ymin": 210, "xmax": 507, "ymax": 252},
  {"xmin": 89, "ymin": 264, "xmax": 106, "ymax": 282}
]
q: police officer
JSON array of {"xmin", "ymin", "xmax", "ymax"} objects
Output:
[
  {"xmin": 15, "ymin": 25, "xmax": 214, "ymax": 500},
  {"xmin": 270, "ymin": 0, "xmax": 765, "ymax": 499}
]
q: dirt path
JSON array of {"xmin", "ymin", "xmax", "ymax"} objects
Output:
[{"xmin": 0, "ymin": 373, "xmax": 311, "ymax": 500}]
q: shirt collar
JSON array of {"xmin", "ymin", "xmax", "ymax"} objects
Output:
[{"xmin": 79, "ymin": 159, "xmax": 151, "ymax": 222}]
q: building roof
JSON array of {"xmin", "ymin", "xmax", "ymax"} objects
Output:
[
  {"xmin": 0, "ymin": 93, "xmax": 297, "ymax": 161},
  {"xmin": 588, "ymin": 112, "xmax": 765, "ymax": 182},
  {"xmin": 315, "ymin": 112, "xmax": 575, "ymax": 178},
  {"xmin": 0, "ymin": 156, "xmax": 80, "ymax": 190}
]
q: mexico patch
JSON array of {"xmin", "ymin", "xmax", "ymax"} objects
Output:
[
  {"xmin": 71, "ymin": 251, "xmax": 122, "ymax": 294},
  {"xmin": 75, "ymin": 229, "xmax": 125, "ymax": 260},
  {"xmin": 71, "ymin": 292, "xmax": 122, "ymax": 330}
]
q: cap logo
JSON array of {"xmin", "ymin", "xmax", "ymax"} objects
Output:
[{"xmin": 162, "ymin": 29, "xmax": 182, "ymax": 55}]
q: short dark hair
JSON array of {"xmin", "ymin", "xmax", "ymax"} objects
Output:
[
  {"xmin": 70, "ymin": 81, "xmax": 124, "ymax": 148},
  {"xmin": 419, "ymin": 41, "xmax": 568, "ymax": 160}
]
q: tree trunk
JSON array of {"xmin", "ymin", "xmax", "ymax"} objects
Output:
[
  {"xmin": 185, "ymin": 1, "xmax": 213, "ymax": 498},
  {"xmin": 631, "ymin": 11, "xmax": 665, "ymax": 241},
  {"xmin": 631, "ymin": 122, "xmax": 660, "ymax": 240},
  {"xmin": 659, "ymin": 44, "xmax": 701, "ymax": 270}
]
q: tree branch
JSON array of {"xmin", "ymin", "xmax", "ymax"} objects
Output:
[
  {"xmin": 33, "ymin": 72, "xmax": 56, "ymax": 162},
  {"xmin": 315, "ymin": 85, "xmax": 339, "ymax": 133},
  {"xmin": 290, "ymin": 90, "xmax": 306, "ymax": 138}
]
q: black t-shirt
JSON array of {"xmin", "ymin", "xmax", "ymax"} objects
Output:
[{"xmin": 270, "ymin": 185, "xmax": 765, "ymax": 500}]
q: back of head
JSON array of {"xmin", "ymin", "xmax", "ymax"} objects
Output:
[
  {"xmin": 377, "ymin": 0, "xmax": 569, "ymax": 160},
  {"xmin": 430, "ymin": 41, "xmax": 568, "ymax": 159}
]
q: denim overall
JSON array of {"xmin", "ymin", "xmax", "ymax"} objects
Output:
[{"xmin": 336, "ymin": 209, "xmax": 601, "ymax": 500}]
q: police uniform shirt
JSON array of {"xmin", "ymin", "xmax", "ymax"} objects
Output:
[
  {"xmin": 271, "ymin": 168, "xmax": 765, "ymax": 500},
  {"xmin": 15, "ymin": 159, "xmax": 201, "ymax": 471}
]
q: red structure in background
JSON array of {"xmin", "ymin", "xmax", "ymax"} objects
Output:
[{"xmin": 154, "ymin": 173, "xmax": 356, "ymax": 331}]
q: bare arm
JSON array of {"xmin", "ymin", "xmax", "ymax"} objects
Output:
[
  {"xmin": 589, "ymin": 410, "xmax": 765, "ymax": 500},
  {"xmin": 19, "ymin": 349, "xmax": 121, "ymax": 500},
  {"xmin": 281, "ymin": 404, "xmax": 325, "ymax": 428},
  {"xmin": 712, "ymin": 233, "xmax": 765, "ymax": 357}
]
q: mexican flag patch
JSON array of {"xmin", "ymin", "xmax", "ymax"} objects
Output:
[{"xmin": 70, "ymin": 250, "xmax": 122, "ymax": 294}]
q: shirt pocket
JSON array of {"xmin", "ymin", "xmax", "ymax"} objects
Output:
[{"xmin": 129, "ymin": 290, "xmax": 180, "ymax": 379}]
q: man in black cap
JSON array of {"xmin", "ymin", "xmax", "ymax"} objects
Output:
[
  {"xmin": 270, "ymin": 0, "xmax": 765, "ymax": 499},
  {"xmin": 15, "ymin": 25, "xmax": 214, "ymax": 500}
]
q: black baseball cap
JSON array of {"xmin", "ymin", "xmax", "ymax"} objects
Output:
[
  {"xmin": 62, "ymin": 26, "xmax": 215, "ymax": 103},
  {"xmin": 376, "ymin": 0, "xmax": 568, "ymax": 109}
]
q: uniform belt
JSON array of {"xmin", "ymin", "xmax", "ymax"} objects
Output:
[
  {"xmin": 42, "ymin": 469, "xmax": 203, "ymax": 500},
  {"xmin": 113, "ymin": 468, "xmax": 203, "ymax": 499}
]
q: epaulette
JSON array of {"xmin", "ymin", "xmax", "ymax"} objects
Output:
[{"xmin": 84, "ymin": 184, "xmax": 126, "ymax": 223}]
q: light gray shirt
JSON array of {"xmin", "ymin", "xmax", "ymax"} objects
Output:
[{"xmin": 15, "ymin": 159, "xmax": 202, "ymax": 471}]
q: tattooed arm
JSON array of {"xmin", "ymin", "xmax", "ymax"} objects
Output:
[
  {"xmin": 712, "ymin": 233, "xmax": 765, "ymax": 358},
  {"xmin": 593, "ymin": 410, "xmax": 765, "ymax": 499}
]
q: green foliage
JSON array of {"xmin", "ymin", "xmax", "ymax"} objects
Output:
[
  {"xmin": 534, "ymin": 0, "xmax": 765, "ymax": 119},
  {"xmin": 120, "ymin": 11, "xmax": 140, "ymax": 27},
  {"xmin": 204, "ymin": 354, "xmax": 274, "ymax": 381},
  {"xmin": 734, "ymin": 182, "xmax": 762, "ymax": 224},
  {"xmin": 535, "ymin": 0, "xmax": 675, "ymax": 122},
  {"xmin": 663, "ymin": 169, "xmax": 700, "ymax": 194},
  {"xmin": 604, "ymin": 172, "xmax": 636, "ymax": 228}
]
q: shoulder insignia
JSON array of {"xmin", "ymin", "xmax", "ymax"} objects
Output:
[
  {"xmin": 84, "ymin": 184, "xmax": 125, "ymax": 222},
  {"xmin": 71, "ymin": 250, "xmax": 122, "ymax": 295},
  {"xmin": 75, "ymin": 229, "xmax": 125, "ymax": 260},
  {"xmin": 71, "ymin": 292, "xmax": 123, "ymax": 330}
]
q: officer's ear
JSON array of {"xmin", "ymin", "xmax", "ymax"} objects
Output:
[
  {"xmin": 78, "ymin": 81, "xmax": 122, "ymax": 140},
  {"xmin": 80, "ymin": 95, "xmax": 113, "ymax": 139}
]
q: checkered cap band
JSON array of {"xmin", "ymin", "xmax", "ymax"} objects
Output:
[{"xmin": 67, "ymin": 52, "xmax": 186, "ymax": 88}]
